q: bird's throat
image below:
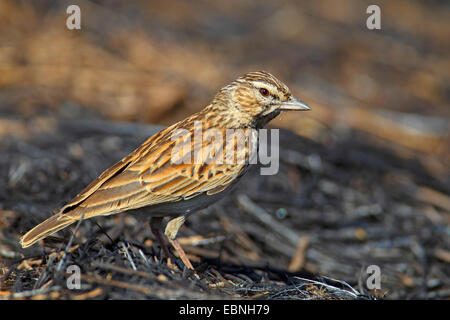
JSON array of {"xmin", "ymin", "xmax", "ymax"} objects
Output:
[{"xmin": 254, "ymin": 110, "xmax": 281, "ymax": 129}]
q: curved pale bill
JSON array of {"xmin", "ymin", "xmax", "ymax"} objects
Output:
[{"xmin": 279, "ymin": 97, "xmax": 311, "ymax": 111}]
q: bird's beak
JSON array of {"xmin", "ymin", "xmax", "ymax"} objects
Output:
[{"xmin": 278, "ymin": 97, "xmax": 311, "ymax": 111}]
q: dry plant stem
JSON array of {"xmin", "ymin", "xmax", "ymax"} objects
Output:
[
  {"xmin": 56, "ymin": 213, "xmax": 85, "ymax": 272},
  {"xmin": 237, "ymin": 194, "xmax": 302, "ymax": 246}
]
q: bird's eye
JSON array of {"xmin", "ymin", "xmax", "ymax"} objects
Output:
[{"xmin": 259, "ymin": 88, "xmax": 269, "ymax": 97}]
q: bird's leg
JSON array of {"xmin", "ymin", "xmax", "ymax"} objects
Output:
[
  {"xmin": 164, "ymin": 216, "xmax": 195, "ymax": 270},
  {"xmin": 149, "ymin": 216, "xmax": 173, "ymax": 267}
]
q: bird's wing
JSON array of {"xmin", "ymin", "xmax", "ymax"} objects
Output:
[
  {"xmin": 58, "ymin": 123, "xmax": 250, "ymax": 220},
  {"xmin": 56, "ymin": 123, "xmax": 173, "ymax": 217}
]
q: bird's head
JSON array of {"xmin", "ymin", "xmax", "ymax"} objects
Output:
[{"xmin": 212, "ymin": 71, "xmax": 310, "ymax": 128}]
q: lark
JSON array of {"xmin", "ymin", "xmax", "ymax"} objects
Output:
[{"xmin": 20, "ymin": 71, "xmax": 310, "ymax": 269}]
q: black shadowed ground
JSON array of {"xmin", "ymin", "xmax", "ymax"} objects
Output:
[{"xmin": 0, "ymin": 0, "xmax": 449, "ymax": 299}]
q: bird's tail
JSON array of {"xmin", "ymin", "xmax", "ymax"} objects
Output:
[{"xmin": 20, "ymin": 214, "xmax": 77, "ymax": 248}]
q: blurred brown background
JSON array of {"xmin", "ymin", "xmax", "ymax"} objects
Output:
[
  {"xmin": 1, "ymin": 0, "xmax": 448, "ymax": 158},
  {"xmin": 0, "ymin": 0, "xmax": 449, "ymax": 299}
]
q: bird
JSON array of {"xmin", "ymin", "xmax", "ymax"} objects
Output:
[{"xmin": 20, "ymin": 71, "xmax": 310, "ymax": 270}]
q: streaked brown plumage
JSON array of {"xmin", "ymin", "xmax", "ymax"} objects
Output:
[{"xmin": 20, "ymin": 71, "xmax": 310, "ymax": 269}]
